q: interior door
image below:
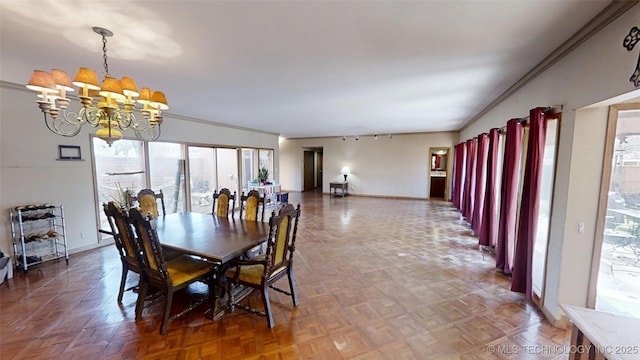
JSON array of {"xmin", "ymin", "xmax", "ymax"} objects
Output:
[
  {"xmin": 316, "ymin": 151, "xmax": 323, "ymax": 189},
  {"xmin": 303, "ymin": 151, "xmax": 314, "ymax": 191}
]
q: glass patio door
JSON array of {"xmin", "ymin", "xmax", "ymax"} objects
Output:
[
  {"xmin": 187, "ymin": 146, "xmax": 239, "ymax": 213},
  {"xmin": 593, "ymin": 106, "xmax": 640, "ymax": 317},
  {"xmin": 532, "ymin": 118, "xmax": 559, "ymax": 301},
  {"xmin": 148, "ymin": 142, "xmax": 186, "ymax": 214},
  {"xmin": 93, "ymin": 138, "xmax": 145, "ymax": 234}
]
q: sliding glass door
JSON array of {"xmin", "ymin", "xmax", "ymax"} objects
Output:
[
  {"xmin": 93, "ymin": 140, "xmax": 266, "ymax": 231},
  {"xmin": 93, "ymin": 138, "xmax": 145, "ymax": 233},
  {"xmin": 217, "ymin": 148, "xmax": 239, "ymax": 194},
  {"xmin": 593, "ymin": 106, "xmax": 640, "ymax": 317},
  {"xmin": 188, "ymin": 146, "xmax": 217, "ymax": 213},
  {"xmin": 187, "ymin": 146, "xmax": 239, "ymax": 213},
  {"xmin": 532, "ymin": 118, "xmax": 559, "ymax": 301},
  {"xmin": 149, "ymin": 142, "xmax": 186, "ymax": 214}
]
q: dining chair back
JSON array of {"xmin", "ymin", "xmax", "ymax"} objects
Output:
[
  {"xmin": 237, "ymin": 189, "xmax": 267, "ymax": 258},
  {"xmin": 128, "ymin": 189, "xmax": 166, "ymax": 217},
  {"xmin": 128, "ymin": 207, "xmax": 217, "ymax": 335},
  {"xmin": 103, "ymin": 201, "xmax": 144, "ymax": 305},
  {"xmin": 212, "ymin": 188, "xmax": 236, "ymax": 217},
  {"xmin": 238, "ymin": 190, "xmax": 266, "ymax": 221},
  {"xmin": 136, "ymin": 189, "xmax": 166, "ymax": 218},
  {"xmin": 227, "ymin": 202, "xmax": 301, "ymax": 328}
]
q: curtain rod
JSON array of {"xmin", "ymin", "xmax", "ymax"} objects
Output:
[{"xmin": 495, "ymin": 105, "xmax": 563, "ymax": 133}]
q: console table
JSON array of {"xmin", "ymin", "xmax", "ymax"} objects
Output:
[
  {"xmin": 330, "ymin": 182, "xmax": 348, "ymax": 197},
  {"xmin": 561, "ymin": 304, "xmax": 640, "ymax": 360}
]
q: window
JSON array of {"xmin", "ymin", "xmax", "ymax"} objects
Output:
[
  {"xmin": 532, "ymin": 118, "xmax": 559, "ymax": 300},
  {"xmin": 242, "ymin": 149, "xmax": 258, "ymax": 192},
  {"xmin": 188, "ymin": 146, "xmax": 217, "ymax": 213},
  {"xmin": 217, "ymin": 148, "xmax": 239, "ymax": 194},
  {"xmin": 92, "ymin": 138, "xmax": 145, "ymax": 236},
  {"xmin": 259, "ymin": 149, "xmax": 274, "ymax": 176},
  {"xmin": 149, "ymin": 142, "xmax": 186, "ymax": 214},
  {"xmin": 594, "ymin": 107, "xmax": 640, "ymax": 317},
  {"xmin": 242, "ymin": 148, "xmax": 274, "ymax": 192},
  {"xmin": 187, "ymin": 146, "xmax": 240, "ymax": 213},
  {"xmin": 93, "ymin": 137, "xmax": 271, "ymax": 228}
]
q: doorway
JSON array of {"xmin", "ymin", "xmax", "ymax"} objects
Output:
[
  {"xmin": 303, "ymin": 147, "xmax": 323, "ymax": 191},
  {"xmin": 429, "ymin": 147, "xmax": 449, "ymax": 199}
]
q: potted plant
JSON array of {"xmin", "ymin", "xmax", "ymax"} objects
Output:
[{"xmin": 258, "ymin": 167, "xmax": 270, "ymax": 184}]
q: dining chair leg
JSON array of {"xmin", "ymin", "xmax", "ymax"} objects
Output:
[
  {"xmin": 261, "ymin": 285, "xmax": 274, "ymax": 328},
  {"xmin": 208, "ymin": 279, "xmax": 216, "ymax": 315},
  {"xmin": 227, "ymin": 281, "xmax": 235, "ymax": 312},
  {"xmin": 135, "ymin": 279, "xmax": 148, "ymax": 321},
  {"xmin": 117, "ymin": 264, "xmax": 128, "ymax": 304},
  {"xmin": 160, "ymin": 291, "xmax": 174, "ymax": 335},
  {"xmin": 288, "ymin": 268, "xmax": 298, "ymax": 306}
]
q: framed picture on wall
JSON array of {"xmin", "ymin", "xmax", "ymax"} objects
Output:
[{"xmin": 58, "ymin": 145, "xmax": 82, "ymax": 160}]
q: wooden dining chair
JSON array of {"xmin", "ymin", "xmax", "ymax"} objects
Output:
[
  {"xmin": 212, "ymin": 188, "xmax": 236, "ymax": 217},
  {"xmin": 136, "ymin": 189, "xmax": 166, "ymax": 218},
  {"xmin": 103, "ymin": 201, "xmax": 182, "ymax": 311},
  {"xmin": 128, "ymin": 189, "xmax": 166, "ymax": 217},
  {"xmin": 237, "ymin": 190, "xmax": 267, "ymax": 258},
  {"xmin": 103, "ymin": 201, "xmax": 144, "ymax": 305},
  {"xmin": 128, "ymin": 207, "xmax": 217, "ymax": 335},
  {"xmin": 226, "ymin": 203, "xmax": 301, "ymax": 328},
  {"xmin": 238, "ymin": 190, "xmax": 266, "ymax": 221}
]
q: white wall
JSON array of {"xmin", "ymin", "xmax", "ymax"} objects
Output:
[
  {"xmin": 459, "ymin": 6, "xmax": 640, "ymax": 322},
  {"xmin": 0, "ymin": 83, "xmax": 279, "ymax": 255},
  {"xmin": 279, "ymin": 132, "xmax": 458, "ymax": 198}
]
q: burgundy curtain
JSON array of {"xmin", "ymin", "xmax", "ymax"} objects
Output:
[
  {"xmin": 471, "ymin": 133, "xmax": 489, "ymax": 235},
  {"xmin": 495, "ymin": 119, "xmax": 524, "ymax": 275},
  {"xmin": 511, "ymin": 108, "xmax": 548, "ymax": 298},
  {"xmin": 461, "ymin": 140, "xmax": 472, "ymax": 217},
  {"xmin": 479, "ymin": 128, "xmax": 501, "ymax": 247},
  {"xmin": 452, "ymin": 143, "xmax": 466, "ymax": 210},
  {"xmin": 463, "ymin": 138, "xmax": 477, "ymax": 221}
]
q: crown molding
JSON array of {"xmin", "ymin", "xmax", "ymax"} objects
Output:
[{"xmin": 460, "ymin": 0, "xmax": 639, "ymax": 132}]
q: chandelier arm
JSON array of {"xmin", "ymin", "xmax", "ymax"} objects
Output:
[
  {"xmin": 57, "ymin": 108, "xmax": 86, "ymax": 127},
  {"xmin": 149, "ymin": 125, "xmax": 161, "ymax": 141},
  {"xmin": 131, "ymin": 113, "xmax": 151, "ymax": 133},
  {"xmin": 118, "ymin": 111, "xmax": 134, "ymax": 130},
  {"xmin": 43, "ymin": 113, "xmax": 82, "ymax": 137},
  {"xmin": 134, "ymin": 123, "xmax": 161, "ymax": 141},
  {"xmin": 78, "ymin": 106, "xmax": 102, "ymax": 127}
]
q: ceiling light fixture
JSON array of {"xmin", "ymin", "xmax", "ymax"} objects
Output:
[{"xmin": 26, "ymin": 27, "xmax": 168, "ymax": 146}]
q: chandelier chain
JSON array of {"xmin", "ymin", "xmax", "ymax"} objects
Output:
[{"xmin": 102, "ymin": 34, "xmax": 109, "ymax": 77}]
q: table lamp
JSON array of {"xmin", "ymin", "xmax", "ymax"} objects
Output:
[{"xmin": 340, "ymin": 166, "xmax": 350, "ymax": 182}]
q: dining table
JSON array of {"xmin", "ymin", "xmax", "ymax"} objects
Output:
[{"xmin": 154, "ymin": 212, "xmax": 270, "ymax": 319}]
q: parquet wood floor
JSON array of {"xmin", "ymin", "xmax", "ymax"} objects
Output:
[{"xmin": 0, "ymin": 190, "xmax": 571, "ymax": 359}]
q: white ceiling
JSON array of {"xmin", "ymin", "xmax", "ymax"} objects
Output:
[{"xmin": 0, "ymin": 0, "xmax": 613, "ymax": 138}]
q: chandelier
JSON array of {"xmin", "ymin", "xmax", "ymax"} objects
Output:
[{"xmin": 25, "ymin": 27, "xmax": 168, "ymax": 145}]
